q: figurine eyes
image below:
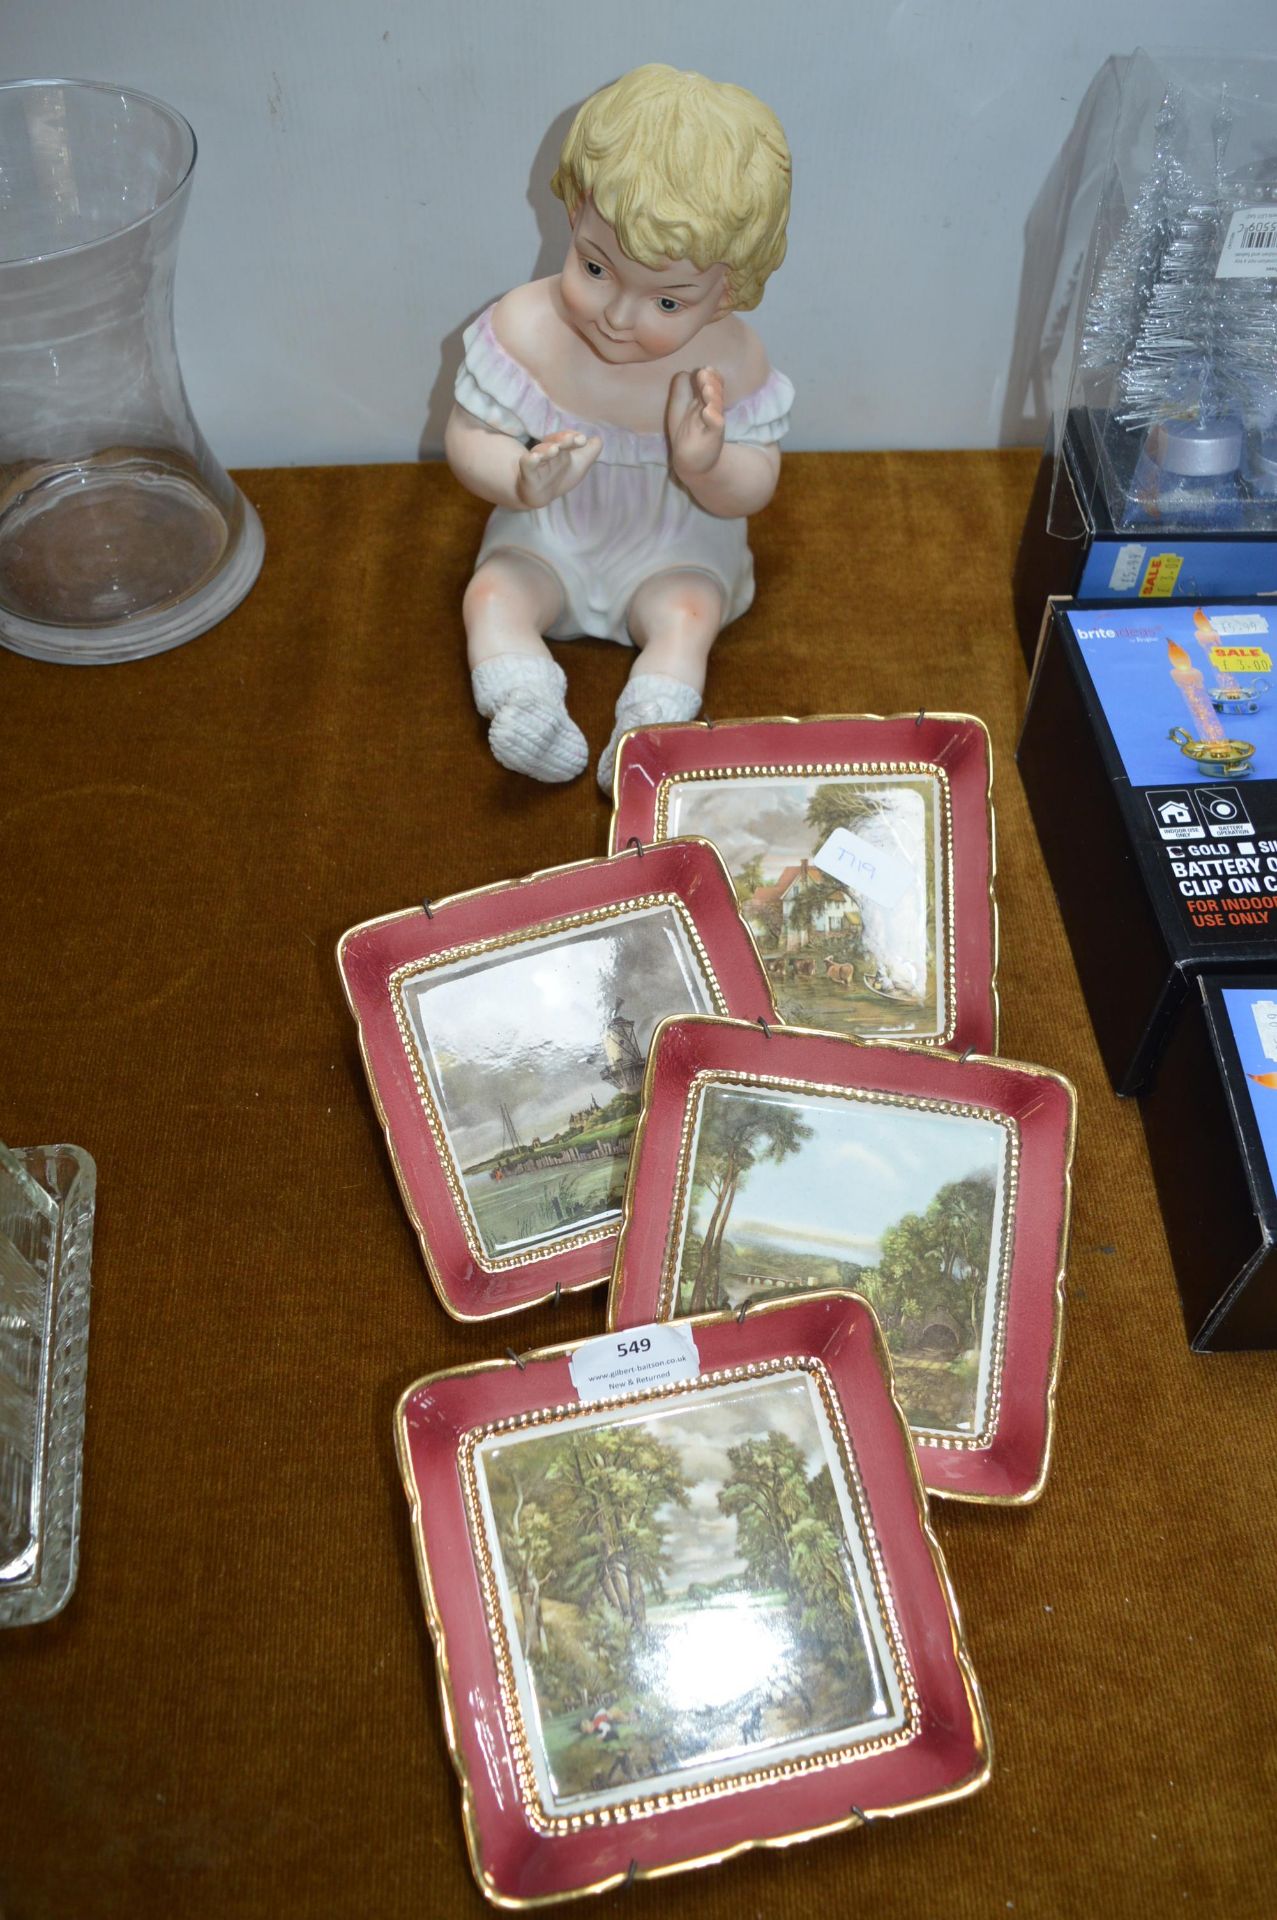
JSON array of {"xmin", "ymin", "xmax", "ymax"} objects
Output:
[{"xmin": 579, "ymin": 255, "xmax": 683, "ymax": 312}]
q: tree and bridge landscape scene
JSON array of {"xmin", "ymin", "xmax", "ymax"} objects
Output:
[
  {"xmin": 665, "ymin": 773, "xmax": 942, "ymax": 1039},
  {"xmin": 477, "ymin": 1375, "xmax": 898, "ymax": 1813},
  {"xmin": 402, "ymin": 906, "xmax": 714, "ymax": 1259},
  {"xmin": 671, "ymin": 1084, "xmax": 1008, "ymax": 1436}
]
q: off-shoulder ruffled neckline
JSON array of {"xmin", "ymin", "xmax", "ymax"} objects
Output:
[{"xmin": 459, "ymin": 304, "xmax": 793, "ymax": 464}]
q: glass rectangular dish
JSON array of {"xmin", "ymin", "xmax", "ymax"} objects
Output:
[{"xmin": 1, "ymin": 1141, "xmax": 95, "ymax": 1627}]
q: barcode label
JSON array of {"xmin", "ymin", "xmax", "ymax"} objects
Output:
[{"xmin": 1216, "ymin": 207, "xmax": 1277, "ymax": 279}]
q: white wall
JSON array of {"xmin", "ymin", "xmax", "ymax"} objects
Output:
[{"xmin": 5, "ymin": 1, "xmax": 1275, "ymax": 465}]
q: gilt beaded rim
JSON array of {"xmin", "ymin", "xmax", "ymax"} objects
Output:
[
  {"xmin": 457, "ymin": 1355, "xmax": 918, "ymax": 1835},
  {"xmin": 651, "ymin": 759, "xmax": 956, "ymax": 1046},
  {"xmin": 394, "ymin": 1293, "xmax": 992, "ymax": 1906}
]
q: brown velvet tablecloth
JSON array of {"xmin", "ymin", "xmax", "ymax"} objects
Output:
[{"xmin": 3, "ymin": 455, "xmax": 1276, "ymax": 1919}]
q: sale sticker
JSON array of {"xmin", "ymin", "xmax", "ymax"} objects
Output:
[
  {"xmin": 1139, "ymin": 552, "xmax": 1184, "ymax": 598},
  {"xmin": 1210, "ymin": 645, "xmax": 1272, "ymax": 674}
]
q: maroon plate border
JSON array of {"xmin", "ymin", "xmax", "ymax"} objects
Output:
[
  {"xmin": 395, "ymin": 1292, "xmax": 991, "ymax": 1907},
  {"xmin": 609, "ymin": 713, "xmax": 997, "ymax": 1056},
  {"xmin": 608, "ymin": 1016, "xmax": 1076, "ymax": 1503},
  {"xmin": 337, "ymin": 842, "xmax": 776, "ymax": 1320}
]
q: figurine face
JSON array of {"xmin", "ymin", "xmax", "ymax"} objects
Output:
[{"xmin": 561, "ymin": 201, "xmax": 730, "ymax": 364}]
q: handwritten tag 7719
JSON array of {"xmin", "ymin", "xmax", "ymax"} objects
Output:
[{"xmin": 812, "ymin": 827, "xmax": 914, "ymax": 911}]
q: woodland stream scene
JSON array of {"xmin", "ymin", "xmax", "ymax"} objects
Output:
[{"xmin": 478, "ymin": 1376, "xmax": 898, "ymax": 1811}]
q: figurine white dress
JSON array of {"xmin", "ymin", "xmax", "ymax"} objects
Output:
[
  {"xmin": 445, "ymin": 65, "xmax": 793, "ymax": 789},
  {"xmin": 456, "ymin": 304, "xmax": 794, "ymax": 646}
]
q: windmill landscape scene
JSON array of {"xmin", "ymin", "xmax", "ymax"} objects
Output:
[
  {"xmin": 665, "ymin": 773, "xmax": 941, "ymax": 1038},
  {"xmin": 404, "ymin": 907, "xmax": 714, "ymax": 1260},
  {"xmin": 672, "ymin": 1085, "xmax": 1008, "ymax": 1435},
  {"xmin": 478, "ymin": 1375, "xmax": 898, "ymax": 1812}
]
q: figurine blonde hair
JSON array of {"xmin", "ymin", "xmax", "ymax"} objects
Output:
[{"xmin": 551, "ymin": 65, "xmax": 790, "ymax": 312}]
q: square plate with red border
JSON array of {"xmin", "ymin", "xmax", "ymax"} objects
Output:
[
  {"xmin": 609, "ymin": 714, "xmax": 997, "ymax": 1056},
  {"xmin": 337, "ymin": 842, "xmax": 776, "ymax": 1320},
  {"xmin": 395, "ymin": 1292, "xmax": 990, "ymax": 1907},
  {"xmin": 608, "ymin": 1016, "xmax": 1076, "ymax": 1503}
]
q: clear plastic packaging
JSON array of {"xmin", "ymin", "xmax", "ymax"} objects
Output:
[{"xmin": 1060, "ymin": 50, "xmax": 1277, "ymax": 534}]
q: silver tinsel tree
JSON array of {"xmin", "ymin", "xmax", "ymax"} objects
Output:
[
  {"xmin": 1080, "ymin": 87, "xmax": 1277, "ymax": 435},
  {"xmin": 1079, "ymin": 93, "xmax": 1195, "ymax": 390}
]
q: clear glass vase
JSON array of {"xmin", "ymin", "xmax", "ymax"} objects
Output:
[{"xmin": 0, "ymin": 80, "xmax": 264, "ymax": 663}]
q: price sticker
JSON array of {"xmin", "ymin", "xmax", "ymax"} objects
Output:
[
  {"xmin": 1209, "ymin": 613, "xmax": 1271, "ymax": 637},
  {"xmin": 1139, "ymin": 552, "xmax": 1184, "ymax": 598},
  {"xmin": 1252, "ymin": 1000, "xmax": 1277, "ymax": 1064},
  {"xmin": 568, "ymin": 1322, "xmax": 701, "ymax": 1403},
  {"xmin": 1209, "ymin": 644, "xmax": 1272, "ymax": 674},
  {"xmin": 812, "ymin": 827, "xmax": 914, "ymax": 911},
  {"xmin": 1108, "ymin": 543, "xmax": 1147, "ymax": 592}
]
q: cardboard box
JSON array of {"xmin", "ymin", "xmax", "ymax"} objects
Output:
[
  {"xmin": 1017, "ymin": 600, "xmax": 1277, "ymax": 1093},
  {"xmin": 1013, "ymin": 413, "xmax": 1277, "ymax": 666},
  {"xmin": 1141, "ymin": 975, "xmax": 1277, "ymax": 1349}
]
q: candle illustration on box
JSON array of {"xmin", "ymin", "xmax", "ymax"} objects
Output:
[
  {"xmin": 1197, "ymin": 607, "xmax": 1241, "ymax": 707},
  {"xmin": 1167, "ymin": 639, "xmax": 1257, "ymax": 777}
]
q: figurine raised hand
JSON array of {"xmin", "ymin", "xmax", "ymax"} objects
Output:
[
  {"xmin": 444, "ymin": 64, "xmax": 793, "ymax": 789},
  {"xmin": 667, "ymin": 367, "xmax": 727, "ymax": 478},
  {"xmin": 515, "ymin": 431, "xmax": 603, "ymax": 508}
]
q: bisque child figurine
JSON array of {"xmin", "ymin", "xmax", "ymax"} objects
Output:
[{"xmin": 446, "ymin": 64, "xmax": 793, "ymax": 790}]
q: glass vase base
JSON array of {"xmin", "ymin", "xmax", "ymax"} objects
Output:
[{"xmin": 0, "ymin": 491, "xmax": 265, "ymax": 664}]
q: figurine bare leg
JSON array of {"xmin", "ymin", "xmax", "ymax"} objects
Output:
[
  {"xmin": 597, "ymin": 570, "xmax": 723, "ymax": 792},
  {"xmin": 465, "ymin": 550, "xmax": 589, "ymax": 782}
]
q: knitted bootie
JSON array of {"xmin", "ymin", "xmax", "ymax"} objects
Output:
[
  {"xmin": 471, "ymin": 654, "xmax": 589, "ymax": 782},
  {"xmin": 597, "ymin": 672, "xmax": 703, "ymax": 794}
]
